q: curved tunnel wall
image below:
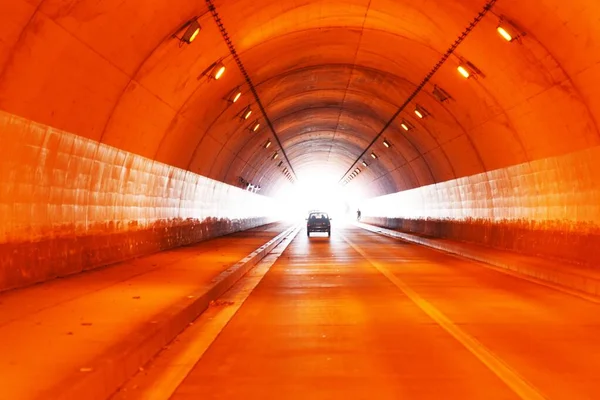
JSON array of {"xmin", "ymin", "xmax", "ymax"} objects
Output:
[
  {"xmin": 0, "ymin": 111, "xmax": 277, "ymax": 292},
  {"xmin": 2, "ymin": 0, "xmax": 600, "ymax": 286}
]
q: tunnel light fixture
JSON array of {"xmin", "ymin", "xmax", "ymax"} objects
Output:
[
  {"xmin": 432, "ymin": 85, "xmax": 452, "ymax": 103},
  {"xmin": 249, "ymin": 120, "xmax": 260, "ymax": 132},
  {"xmin": 355, "ymin": 168, "xmax": 361, "ymax": 174},
  {"xmin": 198, "ymin": 60, "xmax": 226, "ymax": 81},
  {"xmin": 238, "ymin": 106, "xmax": 252, "ymax": 120},
  {"xmin": 213, "ymin": 63, "xmax": 226, "ymax": 80},
  {"xmin": 225, "ymin": 87, "xmax": 242, "ymax": 104},
  {"xmin": 457, "ymin": 61, "xmax": 484, "ymax": 79},
  {"xmin": 277, "ymin": 161, "xmax": 283, "ymax": 167},
  {"xmin": 383, "ymin": 140, "xmax": 391, "ymax": 148},
  {"xmin": 371, "ymin": 152, "xmax": 378, "ymax": 159},
  {"xmin": 414, "ymin": 105, "xmax": 430, "ymax": 119},
  {"xmin": 175, "ymin": 18, "xmax": 201, "ymax": 45},
  {"xmin": 264, "ymin": 140, "xmax": 272, "ymax": 149},
  {"xmin": 401, "ymin": 120, "xmax": 413, "ymax": 131},
  {"xmin": 457, "ymin": 65, "xmax": 471, "ymax": 79},
  {"xmin": 497, "ymin": 17, "xmax": 525, "ymax": 42},
  {"xmin": 272, "ymin": 152, "xmax": 279, "ymax": 160},
  {"xmin": 362, "ymin": 161, "xmax": 368, "ymax": 167}
]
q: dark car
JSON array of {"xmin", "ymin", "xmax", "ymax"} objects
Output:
[{"xmin": 306, "ymin": 212, "xmax": 331, "ymax": 237}]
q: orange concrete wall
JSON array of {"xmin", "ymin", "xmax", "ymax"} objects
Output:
[
  {"xmin": 0, "ymin": 111, "xmax": 278, "ymax": 292},
  {"xmin": 362, "ymin": 147, "xmax": 600, "ymax": 266}
]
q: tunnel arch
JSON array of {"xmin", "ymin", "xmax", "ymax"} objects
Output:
[{"xmin": 3, "ymin": 0, "xmax": 600, "ymax": 290}]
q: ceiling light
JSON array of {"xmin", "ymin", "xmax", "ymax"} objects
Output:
[
  {"xmin": 362, "ymin": 161, "xmax": 368, "ymax": 167},
  {"xmin": 264, "ymin": 140, "xmax": 271, "ymax": 149},
  {"xmin": 457, "ymin": 65, "xmax": 471, "ymax": 78},
  {"xmin": 355, "ymin": 168, "xmax": 361, "ymax": 174},
  {"xmin": 226, "ymin": 87, "xmax": 242, "ymax": 103},
  {"xmin": 371, "ymin": 152, "xmax": 378, "ymax": 159},
  {"xmin": 272, "ymin": 153, "xmax": 278, "ymax": 160},
  {"xmin": 497, "ymin": 26, "xmax": 512, "ymax": 42},
  {"xmin": 249, "ymin": 120, "xmax": 260, "ymax": 132},
  {"xmin": 432, "ymin": 85, "xmax": 451, "ymax": 102},
  {"xmin": 456, "ymin": 61, "xmax": 484, "ymax": 79},
  {"xmin": 414, "ymin": 105, "xmax": 429, "ymax": 119},
  {"xmin": 177, "ymin": 19, "xmax": 201, "ymax": 44},
  {"xmin": 212, "ymin": 62, "xmax": 226, "ymax": 80},
  {"xmin": 401, "ymin": 120, "xmax": 413, "ymax": 131},
  {"xmin": 496, "ymin": 18, "xmax": 524, "ymax": 42},
  {"xmin": 239, "ymin": 106, "xmax": 252, "ymax": 120},
  {"xmin": 383, "ymin": 140, "xmax": 390, "ymax": 148}
]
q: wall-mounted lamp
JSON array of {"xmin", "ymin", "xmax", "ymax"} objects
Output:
[
  {"xmin": 249, "ymin": 120, "xmax": 260, "ymax": 132},
  {"xmin": 277, "ymin": 161, "xmax": 283, "ymax": 168},
  {"xmin": 414, "ymin": 105, "xmax": 429, "ymax": 119},
  {"xmin": 237, "ymin": 106, "xmax": 252, "ymax": 120},
  {"xmin": 355, "ymin": 168, "xmax": 361, "ymax": 174},
  {"xmin": 225, "ymin": 87, "xmax": 242, "ymax": 104},
  {"xmin": 383, "ymin": 140, "xmax": 391, "ymax": 148},
  {"xmin": 401, "ymin": 120, "xmax": 413, "ymax": 131},
  {"xmin": 199, "ymin": 60, "xmax": 226, "ymax": 81},
  {"xmin": 497, "ymin": 17, "xmax": 525, "ymax": 42},
  {"xmin": 371, "ymin": 152, "xmax": 378, "ymax": 159},
  {"xmin": 432, "ymin": 85, "xmax": 452, "ymax": 102},
  {"xmin": 272, "ymin": 153, "xmax": 279, "ymax": 160},
  {"xmin": 174, "ymin": 18, "xmax": 201, "ymax": 45},
  {"xmin": 362, "ymin": 161, "xmax": 368, "ymax": 167},
  {"xmin": 264, "ymin": 140, "xmax": 272, "ymax": 149},
  {"xmin": 457, "ymin": 61, "xmax": 484, "ymax": 79}
]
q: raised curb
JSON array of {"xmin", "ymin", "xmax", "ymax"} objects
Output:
[
  {"xmin": 42, "ymin": 225, "xmax": 301, "ymax": 400},
  {"xmin": 357, "ymin": 222, "xmax": 600, "ymax": 299}
]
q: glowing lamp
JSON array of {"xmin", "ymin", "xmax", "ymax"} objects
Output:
[
  {"xmin": 272, "ymin": 153, "xmax": 278, "ymax": 160},
  {"xmin": 383, "ymin": 140, "xmax": 390, "ymax": 148},
  {"xmin": 264, "ymin": 140, "xmax": 271, "ymax": 149},
  {"xmin": 212, "ymin": 62, "xmax": 226, "ymax": 80},
  {"xmin": 362, "ymin": 161, "xmax": 368, "ymax": 167},
  {"xmin": 497, "ymin": 26, "xmax": 512, "ymax": 42},
  {"xmin": 371, "ymin": 152, "xmax": 378, "ymax": 159},
  {"xmin": 457, "ymin": 65, "xmax": 470, "ymax": 78},
  {"xmin": 414, "ymin": 105, "xmax": 429, "ymax": 119},
  {"xmin": 240, "ymin": 106, "xmax": 252, "ymax": 120},
  {"xmin": 180, "ymin": 19, "xmax": 201, "ymax": 44}
]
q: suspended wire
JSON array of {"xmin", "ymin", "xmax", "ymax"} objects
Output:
[
  {"xmin": 339, "ymin": 0, "xmax": 498, "ymax": 184},
  {"xmin": 206, "ymin": 0, "xmax": 297, "ymax": 180}
]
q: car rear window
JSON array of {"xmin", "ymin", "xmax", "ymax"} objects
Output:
[{"xmin": 309, "ymin": 213, "xmax": 328, "ymax": 219}]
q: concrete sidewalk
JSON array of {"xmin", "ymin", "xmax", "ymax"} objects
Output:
[
  {"xmin": 358, "ymin": 222, "xmax": 600, "ymax": 300},
  {"xmin": 0, "ymin": 222, "xmax": 297, "ymax": 400}
]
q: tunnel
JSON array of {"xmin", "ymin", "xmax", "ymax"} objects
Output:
[{"xmin": 2, "ymin": 0, "xmax": 600, "ymax": 398}]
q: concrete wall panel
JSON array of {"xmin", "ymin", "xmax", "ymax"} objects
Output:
[{"xmin": 0, "ymin": 111, "xmax": 277, "ymax": 292}]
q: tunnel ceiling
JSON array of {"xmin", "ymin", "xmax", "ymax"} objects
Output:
[{"xmin": 1, "ymin": 0, "xmax": 599, "ymax": 196}]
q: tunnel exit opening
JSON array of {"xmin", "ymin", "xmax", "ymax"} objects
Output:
[{"xmin": 274, "ymin": 167, "xmax": 367, "ymax": 223}]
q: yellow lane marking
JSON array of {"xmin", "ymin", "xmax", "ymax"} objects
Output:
[
  {"xmin": 341, "ymin": 232, "xmax": 547, "ymax": 400},
  {"xmin": 113, "ymin": 227, "xmax": 301, "ymax": 400}
]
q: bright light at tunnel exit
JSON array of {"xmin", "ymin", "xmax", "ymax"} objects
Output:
[{"xmin": 274, "ymin": 169, "xmax": 366, "ymax": 223}]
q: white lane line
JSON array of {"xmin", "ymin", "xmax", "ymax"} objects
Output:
[
  {"xmin": 112, "ymin": 226, "xmax": 301, "ymax": 400},
  {"xmin": 340, "ymin": 232, "xmax": 547, "ymax": 400}
]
